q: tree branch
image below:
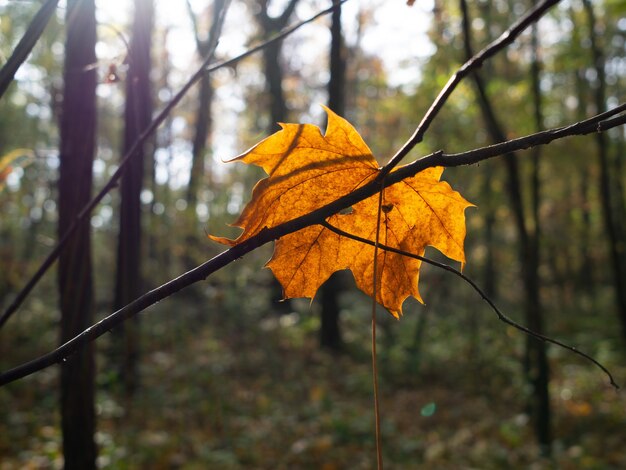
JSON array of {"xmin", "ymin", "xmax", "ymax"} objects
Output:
[
  {"xmin": 0, "ymin": 0, "xmax": 60, "ymax": 100},
  {"xmin": 0, "ymin": 0, "xmax": 348, "ymax": 330},
  {"xmin": 320, "ymin": 222, "xmax": 619, "ymax": 389},
  {"xmin": 379, "ymin": 0, "xmax": 561, "ymax": 179},
  {"xmin": 1, "ymin": 106, "xmax": 622, "ymax": 386}
]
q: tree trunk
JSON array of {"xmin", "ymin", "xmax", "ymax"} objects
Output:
[
  {"xmin": 187, "ymin": 69, "xmax": 213, "ymax": 206},
  {"xmin": 58, "ymin": 1, "xmax": 97, "ymax": 467},
  {"xmin": 254, "ymin": 0, "xmax": 300, "ymax": 313},
  {"xmin": 113, "ymin": 0, "xmax": 154, "ymax": 396},
  {"xmin": 526, "ymin": 12, "xmax": 551, "ymax": 453},
  {"xmin": 319, "ymin": 0, "xmax": 346, "ymax": 351},
  {"xmin": 186, "ymin": 0, "xmax": 225, "ymax": 206},
  {"xmin": 582, "ymin": 0, "xmax": 626, "ymax": 340},
  {"xmin": 459, "ymin": 0, "xmax": 551, "ymax": 453}
]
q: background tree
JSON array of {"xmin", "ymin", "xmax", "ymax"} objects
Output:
[
  {"xmin": 582, "ymin": 0, "xmax": 626, "ymax": 340},
  {"xmin": 1, "ymin": 1, "xmax": 625, "ymax": 468},
  {"xmin": 253, "ymin": 0, "xmax": 300, "ymax": 312},
  {"xmin": 319, "ymin": 0, "xmax": 346, "ymax": 351},
  {"xmin": 57, "ymin": 0, "xmax": 97, "ymax": 467},
  {"xmin": 112, "ymin": 0, "xmax": 154, "ymax": 396},
  {"xmin": 460, "ymin": 0, "xmax": 551, "ymax": 451},
  {"xmin": 186, "ymin": 0, "xmax": 225, "ymax": 207}
]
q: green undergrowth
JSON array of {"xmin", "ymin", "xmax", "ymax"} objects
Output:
[{"xmin": 1, "ymin": 287, "xmax": 625, "ymax": 469}]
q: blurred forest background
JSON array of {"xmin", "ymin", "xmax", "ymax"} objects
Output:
[{"xmin": 0, "ymin": 0, "xmax": 625, "ymax": 468}]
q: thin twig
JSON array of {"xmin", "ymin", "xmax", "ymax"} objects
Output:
[
  {"xmin": 379, "ymin": 0, "xmax": 561, "ymax": 179},
  {"xmin": 320, "ymin": 222, "xmax": 619, "ymax": 389},
  {"xmin": 0, "ymin": 108, "xmax": 622, "ymax": 386},
  {"xmin": 0, "ymin": 0, "xmax": 348, "ymax": 329}
]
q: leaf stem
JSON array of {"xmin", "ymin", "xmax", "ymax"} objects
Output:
[{"xmin": 371, "ymin": 181, "xmax": 385, "ymax": 470}]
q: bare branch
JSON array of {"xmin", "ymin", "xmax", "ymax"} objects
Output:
[
  {"xmin": 185, "ymin": 0, "xmax": 203, "ymax": 52},
  {"xmin": 0, "ymin": 0, "xmax": 348, "ymax": 330},
  {"xmin": 1, "ymin": 107, "xmax": 622, "ymax": 386},
  {"xmin": 0, "ymin": 0, "xmax": 60, "ymax": 99},
  {"xmin": 379, "ymin": 0, "xmax": 561, "ymax": 179},
  {"xmin": 320, "ymin": 222, "xmax": 619, "ymax": 389},
  {"xmin": 278, "ymin": 0, "xmax": 301, "ymax": 29}
]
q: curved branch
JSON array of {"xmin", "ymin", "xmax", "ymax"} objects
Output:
[
  {"xmin": 0, "ymin": 0, "xmax": 348, "ymax": 329},
  {"xmin": 0, "ymin": 107, "xmax": 622, "ymax": 386},
  {"xmin": 320, "ymin": 222, "xmax": 619, "ymax": 389},
  {"xmin": 379, "ymin": 0, "xmax": 561, "ymax": 179}
]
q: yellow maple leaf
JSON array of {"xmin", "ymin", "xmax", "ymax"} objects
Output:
[
  {"xmin": 211, "ymin": 108, "xmax": 473, "ymax": 317},
  {"xmin": 209, "ymin": 106, "xmax": 378, "ymax": 245}
]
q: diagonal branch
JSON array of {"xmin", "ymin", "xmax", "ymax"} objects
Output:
[
  {"xmin": 0, "ymin": 0, "xmax": 348, "ymax": 330},
  {"xmin": 320, "ymin": 221, "xmax": 619, "ymax": 389},
  {"xmin": 0, "ymin": 107, "xmax": 622, "ymax": 386},
  {"xmin": 0, "ymin": 0, "xmax": 60, "ymax": 100},
  {"xmin": 379, "ymin": 0, "xmax": 561, "ymax": 179}
]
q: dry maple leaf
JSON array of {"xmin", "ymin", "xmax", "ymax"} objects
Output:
[
  {"xmin": 209, "ymin": 106, "xmax": 378, "ymax": 245},
  {"xmin": 211, "ymin": 108, "xmax": 473, "ymax": 317}
]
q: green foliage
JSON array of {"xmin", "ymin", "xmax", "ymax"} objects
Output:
[{"xmin": 1, "ymin": 0, "xmax": 625, "ymax": 467}]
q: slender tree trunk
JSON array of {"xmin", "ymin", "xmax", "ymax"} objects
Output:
[
  {"xmin": 319, "ymin": 0, "xmax": 346, "ymax": 351},
  {"xmin": 255, "ymin": 0, "xmax": 300, "ymax": 134},
  {"xmin": 262, "ymin": 42, "xmax": 288, "ymax": 133},
  {"xmin": 459, "ymin": 0, "xmax": 551, "ymax": 453},
  {"xmin": 526, "ymin": 13, "xmax": 551, "ymax": 453},
  {"xmin": 186, "ymin": 0, "xmax": 225, "ymax": 206},
  {"xmin": 187, "ymin": 70, "xmax": 213, "ymax": 206},
  {"xmin": 582, "ymin": 0, "xmax": 626, "ymax": 339},
  {"xmin": 254, "ymin": 0, "xmax": 300, "ymax": 313},
  {"xmin": 113, "ymin": 0, "xmax": 154, "ymax": 395},
  {"xmin": 574, "ymin": 68, "xmax": 594, "ymax": 290},
  {"xmin": 58, "ymin": 1, "xmax": 97, "ymax": 467}
]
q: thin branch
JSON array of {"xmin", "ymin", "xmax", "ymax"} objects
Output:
[
  {"xmin": 0, "ymin": 107, "xmax": 622, "ymax": 386},
  {"xmin": 320, "ymin": 222, "xmax": 619, "ymax": 389},
  {"xmin": 0, "ymin": 0, "xmax": 348, "ymax": 329},
  {"xmin": 278, "ymin": 0, "xmax": 301, "ymax": 29},
  {"xmin": 379, "ymin": 0, "xmax": 561, "ymax": 179},
  {"xmin": 392, "ymin": 104, "xmax": 626, "ymax": 182},
  {"xmin": 0, "ymin": 0, "xmax": 60, "ymax": 100},
  {"xmin": 185, "ymin": 0, "xmax": 203, "ymax": 52}
]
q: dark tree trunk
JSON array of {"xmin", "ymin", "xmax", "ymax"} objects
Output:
[
  {"xmin": 254, "ymin": 0, "xmax": 299, "ymax": 313},
  {"xmin": 319, "ymin": 0, "xmax": 346, "ymax": 351},
  {"xmin": 582, "ymin": 0, "xmax": 626, "ymax": 340},
  {"xmin": 459, "ymin": 0, "xmax": 551, "ymax": 453},
  {"xmin": 187, "ymin": 70, "xmax": 213, "ymax": 206},
  {"xmin": 320, "ymin": 275, "xmax": 342, "ymax": 350},
  {"xmin": 186, "ymin": 0, "xmax": 225, "ymax": 206},
  {"xmin": 262, "ymin": 42, "xmax": 288, "ymax": 132},
  {"xmin": 113, "ymin": 0, "xmax": 154, "ymax": 395},
  {"xmin": 526, "ymin": 12, "xmax": 551, "ymax": 454},
  {"xmin": 574, "ymin": 67, "xmax": 594, "ymax": 291},
  {"xmin": 58, "ymin": 1, "xmax": 97, "ymax": 467}
]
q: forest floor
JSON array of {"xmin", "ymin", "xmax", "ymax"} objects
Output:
[{"xmin": 1, "ymin": 287, "xmax": 626, "ymax": 469}]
